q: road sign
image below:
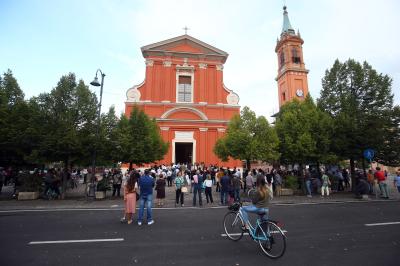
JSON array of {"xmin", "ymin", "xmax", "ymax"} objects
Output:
[{"xmin": 363, "ymin": 149, "xmax": 375, "ymax": 161}]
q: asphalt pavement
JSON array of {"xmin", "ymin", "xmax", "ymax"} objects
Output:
[{"xmin": 0, "ymin": 201, "xmax": 399, "ymax": 266}]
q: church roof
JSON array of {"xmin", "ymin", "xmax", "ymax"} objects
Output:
[
  {"xmin": 141, "ymin": 34, "xmax": 229, "ymax": 63},
  {"xmin": 281, "ymin": 6, "xmax": 296, "ymax": 36}
]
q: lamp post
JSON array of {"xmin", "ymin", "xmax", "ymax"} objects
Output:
[{"xmin": 88, "ymin": 69, "xmax": 105, "ymax": 197}]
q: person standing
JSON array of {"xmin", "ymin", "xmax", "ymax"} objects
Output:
[
  {"xmin": 138, "ymin": 170, "xmax": 155, "ymax": 225},
  {"xmin": 112, "ymin": 169, "xmax": 123, "ymax": 197},
  {"xmin": 174, "ymin": 171, "xmax": 185, "ymax": 207},
  {"xmin": 320, "ymin": 171, "xmax": 330, "ymax": 198},
  {"xmin": 192, "ymin": 170, "xmax": 203, "ymax": 207},
  {"xmin": 367, "ymin": 169, "xmax": 375, "ymax": 195},
  {"xmin": 204, "ymin": 174, "xmax": 214, "ymax": 204},
  {"xmin": 232, "ymin": 173, "xmax": 241, "ymax": 202},
  {"xmin": 394, "ymin": 170, "xmax": 400, "ymax": 193},
  {"xmin": 220, "ymin": 171, "xmax": 230, "ymax": 205},
  {"xmin": 155, "ymin": 173, "xmax": 166, "ymax": 207},
  {"xmin": 245, "ymin": 171, "xmax": 254, "ymax": 193},
  {"xmin": 122, "ymin": 173, "xmax": 138, "ymax": 224},
  {"xmin": 305, "ymin": 169, "xmax": 312, "ymax": 198},
  {"xmin": 374, "ymin": 167, "xmax": 389, "ymax": 199}
]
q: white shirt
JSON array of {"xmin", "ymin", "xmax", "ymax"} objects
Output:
[{"xmin": 204, "ymin": 179, "xmax": 213, "ymax": 188}]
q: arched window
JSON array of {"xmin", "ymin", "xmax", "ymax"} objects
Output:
[
  {"xmin": 280, "ymin": 52, "xmax": 285, "ymax": 67},
  {"xmin": 292, "ymin": 48, "xmax": 301, "ymax": 64}
]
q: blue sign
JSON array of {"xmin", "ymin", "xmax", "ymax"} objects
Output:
[{"xmin": 363, "ymin": 149, "xmax": 375, "ymax": 160}]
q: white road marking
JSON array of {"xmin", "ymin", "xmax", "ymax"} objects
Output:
[
  {"xmin": 221, "ymin": 233, "xmax": 249, "ymax": 237},
  {"xmin": 28, "ymin": 238, "xmax": 124, "ymax": 245},
  {"xmin": 365, "ymin": 222, "xmax": 400, "ymax": 227}
]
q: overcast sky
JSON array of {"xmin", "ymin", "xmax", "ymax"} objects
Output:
[{"xmin": 1, "ymin": 0, "xmax": 399, "ymax": 120}]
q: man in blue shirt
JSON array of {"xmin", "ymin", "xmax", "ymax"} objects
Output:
[{"xmin": 138, "ymin": 169, "xmax": 155, "ymax": 225}]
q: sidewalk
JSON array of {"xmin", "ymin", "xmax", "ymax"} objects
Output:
[{"xmin": 0, "ymin": 182, "xmax": 399, "ymax": 210}]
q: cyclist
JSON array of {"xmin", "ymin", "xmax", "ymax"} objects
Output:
[{"xmin": 239, "ymin": 175, "xmax": 271, "ymax": 230}]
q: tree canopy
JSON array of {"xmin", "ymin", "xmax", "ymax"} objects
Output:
[
  {"xmin": 214, "ymin": 106, "xmax": 280, "ymax": 169},
  {"xmin": 318, "ymin": 59, "xmax": 399, "ymax": 172},
  {"xmin": 275, "ymin": 95, "xmax": 334, "ymax": 166},
  {"xmin": 113, "ymin": 106, "xmax": 169, "ymax": 168}
]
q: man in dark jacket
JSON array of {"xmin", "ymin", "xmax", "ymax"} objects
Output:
[
  {"xmin": 138, "ymin": 169, "xmax": 155, "ymax": 225},
  {"xmin": 220, "ymin": 171, "xmax": 230, "ymax": 205}
]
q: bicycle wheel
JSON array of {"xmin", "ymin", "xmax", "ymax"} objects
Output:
[
  {"xmin": 223, "ymin": 211, "xmax": 244, "ymax": 241},
  {"xmin": 247, "ymin": 188, "xmax": 256, "ymax": 199},
  {"xmin": 255, "ymin": 221, "xmax": 286, "ymax": 258}
]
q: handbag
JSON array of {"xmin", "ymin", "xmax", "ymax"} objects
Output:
[{"xmin": 181, "ymin": 186, "xmax": 188, "ymax": 193}]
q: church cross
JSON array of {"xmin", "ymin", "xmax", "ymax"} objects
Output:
[{"xmin": 183, "ymin": 26, "xmax": 190, "ymax": 35}]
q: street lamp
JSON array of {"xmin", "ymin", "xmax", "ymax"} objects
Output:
[{"xmin": 88, "ymin": 69, "xmax": 105, "ymax": 197}]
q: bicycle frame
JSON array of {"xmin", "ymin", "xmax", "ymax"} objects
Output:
[{"xmin": 236, "ymin": 211, "xmax": 269, "ymax": 241}]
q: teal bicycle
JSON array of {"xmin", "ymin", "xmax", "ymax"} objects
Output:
[{"xmin": 223, "ymin": 202, "xmax": 286, "ymax": 259}]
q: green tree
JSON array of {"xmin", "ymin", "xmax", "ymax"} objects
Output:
[
  {"xmin": 0, "ymin": 69, "xmax": 35, "ymax": 167},
  {"xmin": 275, "ymin": 96, "xmax": 334, "ymax": 169},
  {"xmin": 318, "ymin": 59, "xmax": 397, "ymax": 181},
  {"xmin": 214, "ymin": 106, "xmax": 280, "ymax": 169},
  {"xmin": 96, "ymin": 106, "xmax": 120, "ymax": 166},
  {"xmin": 375, "ymin": 106, "xmax": 400, "ymax": 166},
  {"xmin": 32, "ymin": 73, "xmax": 98, "ymax": 168},
  {"xmin": 114, "ymin": 106, "xmax": 168, "ymax": 169}
]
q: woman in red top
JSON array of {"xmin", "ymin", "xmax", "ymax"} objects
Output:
[{"xmin": 374, "ymin": 167, "xmax": 389, "ymax": 199}]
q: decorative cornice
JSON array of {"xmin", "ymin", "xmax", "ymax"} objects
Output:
[
  {"xmin": 125, "ymin": 101, "xmax": 240, "ymax": 108},
  {"xmin": 216, "ymin": 64, "xmax": 224, "ymax": 71},
  {"xmin": 163, "ymin": 60, "xmax": 172, "ymax": 67},
  {"xmin": 160, "ymin": 127, "xmax": 169, "ymax": 131},
  {"xmin": 199, "ymin": 128, "xmax": 208, "ymax": 132},
  {"xmin": 276, "ymin": 67, "xmax": 309, "ymax": 80},
  {"xmin": 217, "ymin": 128, "xmax": 226, "ymax": 132},
  {"xmin": 145, "ymin": 59, "xmax": 154, "ymax": 66},
  {"xmin": 198, "ymin": 63, "xmax": 208, "ymax": 69}
]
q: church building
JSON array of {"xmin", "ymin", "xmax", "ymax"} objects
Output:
[
  {"xmin": 125, "ymin": 34, "xmax": 241, "ymax": 167},
  {"xmin": 275, "ymin": 6, "xmax": 309, "ymax": 107}
]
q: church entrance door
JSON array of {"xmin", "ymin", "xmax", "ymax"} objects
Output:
[{"xmin": 175, "ymin": 142, "xmax": 193, "ymax": 164}]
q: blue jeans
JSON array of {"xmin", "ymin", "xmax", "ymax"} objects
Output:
[
  {"xmin": 240, "ymin": 205, "xmax": 269, "ymax": 225},
  {"xmin": 138, "ymin": 194, "xmax": 153, "ymax": 222},
  {"xmin": 305, "ymin": 180, "xmax": 312, "ymax": 196},
  {"xmin": 220, "ymin": 190, "xmax": 228, "ymax": 205},
  {"xmin": 378, "ymin": 182, "xmax": 389, "ymax": 198},
  {"xmin": 234, "ymin": 188, "xmax": 240, "ymax": 202},
  {"xmin": 193, "ymin": 186, "xmax": 202, "ymax": 206}
]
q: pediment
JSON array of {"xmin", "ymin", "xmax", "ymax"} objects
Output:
[{"xmin": 141, "ymin": 35, "xmax": 228, "ymax": 62}]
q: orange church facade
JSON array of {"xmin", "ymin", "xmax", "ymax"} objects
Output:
[{"xmin": 125, "ymin": 35, "xmax": 241, "ymax": 167}]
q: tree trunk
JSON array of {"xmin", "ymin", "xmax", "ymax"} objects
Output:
[
  {"xmin": 361, "ymin": 156, "xmax": 367, "ymax": 178},
  {"xmin": 350, "ymin": 158, "xmax": 356, "ymax": 192},
  {"xmin": 246, "ymin": 159, "xmax": 251, "ymax": 170},
  {"xmin": 129, "ymin": 162, "xmax": 133, "ymax": 171}
]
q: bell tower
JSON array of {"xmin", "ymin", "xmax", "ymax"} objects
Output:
[{"xmin": 275, "ymin": 6, "xmax": 309, "ymax": 108}]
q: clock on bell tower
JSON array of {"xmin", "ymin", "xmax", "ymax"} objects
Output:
[{"xmin": 275, "ymin": 6, "xmax": 309, "ymax": 108}]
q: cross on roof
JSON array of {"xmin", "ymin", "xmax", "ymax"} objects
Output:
[{"xmin": 183, "ymin": 26, "xmax": 190, "ymax": 35}]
